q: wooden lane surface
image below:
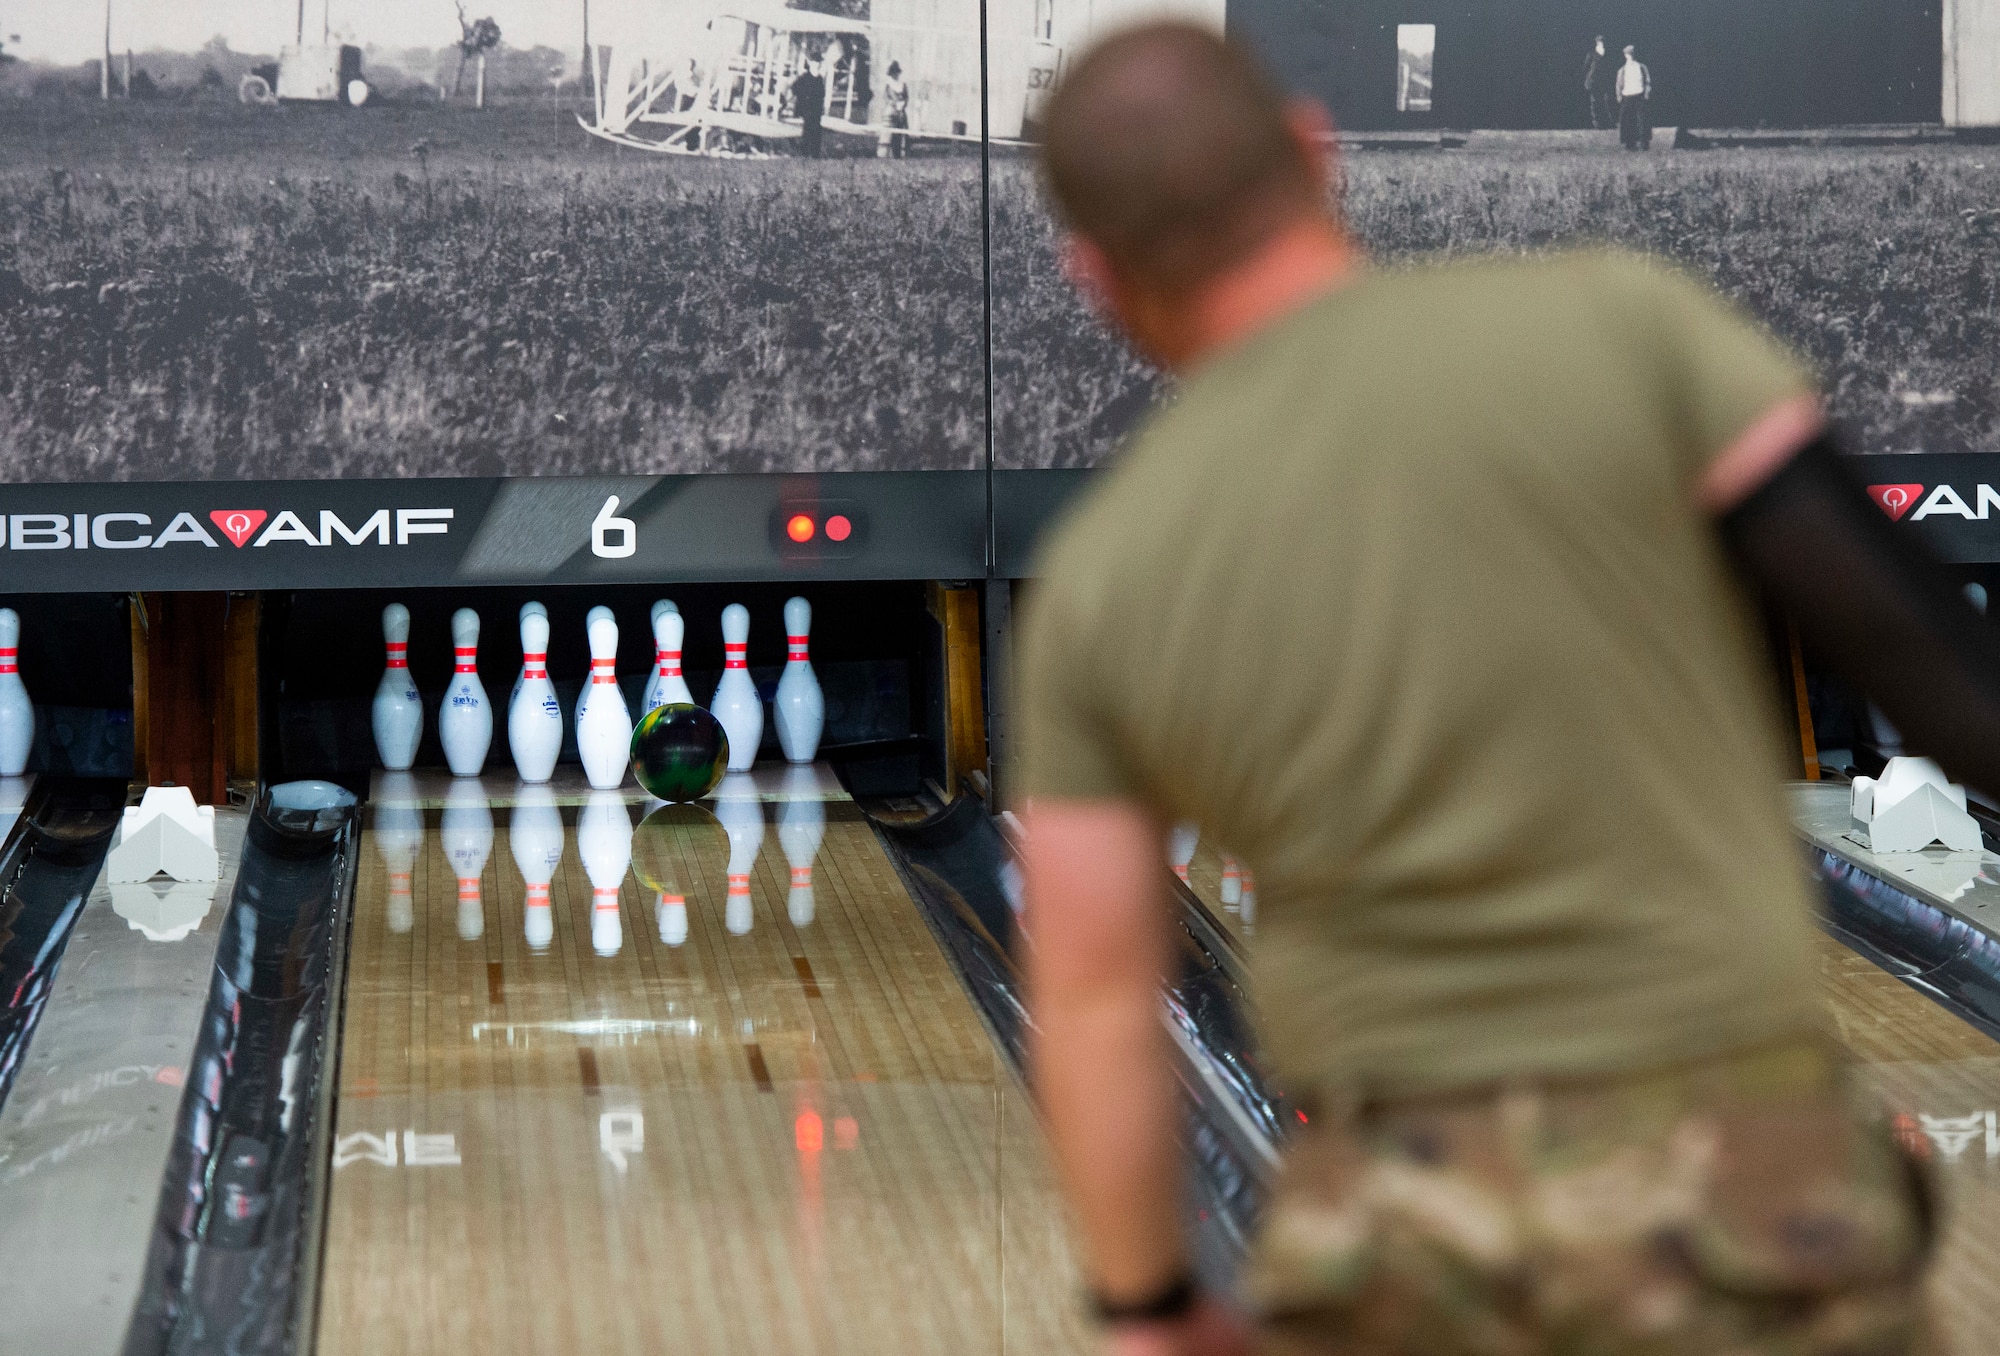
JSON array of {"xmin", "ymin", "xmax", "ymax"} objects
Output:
[
  {"xmin": 318, "ymin": 796, "xmax": 1093, "ymax": 1355},
  {"xmin": 1817, "ymin": 933, "xmax": 2000, "ymax": 1355}
]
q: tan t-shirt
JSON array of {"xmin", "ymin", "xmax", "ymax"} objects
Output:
[{"xmin": 1015, "ymin": 250, "xmax": 1823, "ymax": 1098}]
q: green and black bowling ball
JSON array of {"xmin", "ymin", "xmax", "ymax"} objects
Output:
[{"xmin": 630, "ymin": 703, "xmax": 729, "ymax": 802}]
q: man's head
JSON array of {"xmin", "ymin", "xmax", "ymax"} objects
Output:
[
  {"xmin": 1040, "ymin": 23, "xmax": 1348, "ymax": 369},
  {"xmin": 1594, "ymin": 35, "xmax": 1605, "ymax": 50},
  {"xmin": 888, "ymin": 60, "xmax": 901, "ymax": 78},
  {"xmin": 1623, "ymin": 44, "xmax": 1636, "ymax": 57}
]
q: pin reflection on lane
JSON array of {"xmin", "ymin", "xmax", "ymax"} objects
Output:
[
  {"xmin": 440, "ymin": 779, "xmax": 493, "ymax": 941},
  {"xmin": 511, "ymin": 782, "xmax": 563, "ymax": 950},
  {"xmin": 634, "ymin": 801, "xmax": 725, "ymax": 948},
  {"xmin": 715, "ymin": 772, "xmax": 765, "ymax": 937},
  {"xmin": 779, "ymin": 765, "xmax": 825, "ymax": 927},
  {"xmin": 375, "ymin": 771, "xmax": 422, "ymax": 934},
  {"xmin": 367, "ymin": 773, "xmax": 833, "ymax": 952},
  {"xmin": 579, "ymin": 790, "xmax": 633, "ymax": 956}
]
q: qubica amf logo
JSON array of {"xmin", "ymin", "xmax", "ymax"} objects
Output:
[
  {"xmin": 0, "ymin": 508, "xmax": 453, "ymax": 550},
  {"xmin": 1868, "ymin": 483, "xmax": 2000, "ymax": 524}
]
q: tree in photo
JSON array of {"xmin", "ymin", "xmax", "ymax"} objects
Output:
[{"xmin": 453, "ymin": 3, "xmax": 502, "ymax": 98}]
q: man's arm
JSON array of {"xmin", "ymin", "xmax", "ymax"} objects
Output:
[
  {"xmin": 1710, "ymin": 409, "xmax": 2000, "ymax": 796},
  {"xmin": 1023, "ymin": 799, "xmax": 1186, "ymax": 1296}
]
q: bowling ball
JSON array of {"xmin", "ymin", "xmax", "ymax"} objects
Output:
[{"xmin": 631, "ymin": 703, "xmax": 729, "ymax": 802}]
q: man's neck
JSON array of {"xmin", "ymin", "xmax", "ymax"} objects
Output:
[{"xmin": 1171, "ymin": 220, "xmax": 1361, "ymax": 372}]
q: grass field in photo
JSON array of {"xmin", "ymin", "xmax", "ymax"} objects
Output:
[
  {"xmin": 0, "ymin": 100, "xmax": 986, "ymax": 482},
  {"xmin": 992, "ymin": 142, "xmax": 2000, "ymax": 467},
  {"xmin": 0, "ymin": 99, "xmax": 1993, "ymax": 480}
]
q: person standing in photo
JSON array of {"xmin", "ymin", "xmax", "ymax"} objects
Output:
[
  {"xmin": 792, "ymin": 57, "xmax": 827, "ymax": 158},
  {"xmin": 1617, "ymin": 42, "xmax": 1652, "ymax": 149},
  {"xmin": 881, "ymin": 60, "xmax": 911, "ymax": 159},
  {"xmin": 1584, "ymin": 34, "xmax": 1615, "ymax": 129},
  {"xmin": 1018, "ymin": 22, "xmax": 1949, "ymax": 1356}
]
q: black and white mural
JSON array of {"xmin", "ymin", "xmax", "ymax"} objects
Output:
[
  {"xmin": 4, "ymin": 1, "xmax": 1999, "ymax": 483},
  {"xmin": 0, "ymin": 0, "xmax": 991, "ymax": 482},
  {"xmin": 992, "ymin": 0, "xmax": 2000, "ymax": 469}
]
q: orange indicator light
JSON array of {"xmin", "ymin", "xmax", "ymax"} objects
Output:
[{"xmin": 786, "ymin": 514, "xmax": 817, "ymax": 543}]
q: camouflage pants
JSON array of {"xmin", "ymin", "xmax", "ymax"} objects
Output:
[{"xmin": 1244, "ymin": 1040, "xmax": 1936, "ymax": 1356}]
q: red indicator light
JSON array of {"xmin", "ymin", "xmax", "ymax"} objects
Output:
[
  {"xmin": 825, "ymin": 514, "xmax": 852, "ymax": 542},
  {"xmin": 786, "ymin": 514, "xmax": 817, "ymax": 544}
]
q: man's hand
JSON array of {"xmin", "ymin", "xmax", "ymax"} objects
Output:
[{"xmin": 1105, "ymin": 1297, "xmax": 1257, "ymax": 1356}]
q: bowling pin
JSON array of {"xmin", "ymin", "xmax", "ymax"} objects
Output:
[
  {"xmin": 439, "ymin": 608, "xmax": 493, "ymax": 778},
  {"xmin": 1168, "ymin": 823, "xmax": 1199, "ymax": 884},
  {"xmin": 647, "ymin": 610, "xmax": 694, "ymax": 713},
  {"xmin": 774, "ymin": 596, "xmax": 825, "ymax": 765},
  {"xmin": 779, "ymin": 764, "xmax": 826, "ymax": 927},
  {"xmin": 441, "ymin": 778, "xmax": 494, "ymax": 941},
  {"xmin": 0, "ymin": 609, "xmax": 32, "ymax": 779},
  {"xmin": 375, "ymin": 771, "xmax": 423, "ymax": 935},
  {"xmin": 1239, "ymin": 868, "xmax": 1257, "ymax": 935},
  {"xmin": 1219, "ymin": 855, "xmax": 1242, "ymax": 907},
  {"xmin": 510, "ymin": 601, "xmax": 547, "ymax": 709},
  {"xmin": 578, "ymin": 790, "xmax": 633, "ymax": 957},
  {"xmin": 715, "ymin": 772, "xmax": 765, "ymax": 936},
  {"xmin": 574, "ymin": 605, "xmax": 615, "ymax": 730},
  {"xmin": 372, "ymin": 603, "xmax": 423, "ymax": 771},
  {"xmin": 511, "ymin": 782, "xmax": 564, "ymax": 951},
  {"xmin": 640, "ymin": 599, "xmax": 680, "ymax": 711},
  {"xmin": 577, "ymin": 612, "xmax": 634, "ymax": 790},
  {"xmin": 508, "ymin": 611, "xmax": 563, "ymax": 784},
  {"xmin": 711, "ymin": 604, "xmax": 763, "ymax": 772}
]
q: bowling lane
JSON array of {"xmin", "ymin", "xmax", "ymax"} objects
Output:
[
  {"xmin": 1176, "ymin": 832, "xmax": 1255, "ymax": 945},
  {"xmin": 317, "ymin": 769, "xmax": 1092, "ymax": 1354},
  {"xmin": 1818, "ymin": 931, "xmax": 2000, "ymax": 1353}
]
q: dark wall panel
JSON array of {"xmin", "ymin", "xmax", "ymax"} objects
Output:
[{"xmin": 1235, "ymin": 0, "xmax": 1941, "ymax": 129}]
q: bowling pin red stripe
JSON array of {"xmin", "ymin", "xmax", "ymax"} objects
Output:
[
  {"xmin": 659, "ymin": 649, "xmax": 682, "ymax": 677},
  {"xmin": 0, "ymin": 647, "xmax": 17, "ymax": 675},
  {"xmin": 724, "ymin": 643, "xmax": 748, "ymax": 670},
  {"xmin": 727, "ymin": 873, "xmax": 750, "ymax": 893},
  {"xmin": 591, "ymin": 658, "xmax": 617, "ymax": 685},
  {"xmin": 525, "ymin": 883, "xmax": 550, "ymax": 904},
  {"xmin": 453, "ymin": 646, "xmax": 477, "ymax": 674},
  {"xmin": 389, "ymin": 871, "xmax": 411, "ymax": 891},
  {"xmin": 593, "ymin": 887, "xmax": 619, "ymax": 906},
  {"xmin": 660, "ymin": 892, "xmax": 685, "ymax": 907},
  {"xmin": 523, "ymin": 650, "xmax": 547, "ymax": 678},
  {"xmin": 458, "ymin": 879, "xmax": 481, "ymax": 900},
  {"xmin": 786, "ymin": 634, "xmax": 809, "ymax": 660},
  {"xmin": 790, "ymin": 866, "xmax": 812, "ymax": 886},
  {"xmin": 384, "ymin": 642, "xmax": 409, "ymax": 669}
]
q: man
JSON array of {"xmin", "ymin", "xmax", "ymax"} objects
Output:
[
  {"xmin": 791, "ymin": 58, "xmax": 826, "ymax": 158},
  {"xmin": 1617, "ymin": 42, "xmax": 1652, "ymax": 149},
  {"xmin": 1584, "ymin": 35, "xmax": 1614, "ymax": 129},
  {"xmin": 1018, "ymin": 23, "xmax": 1962, "ymax": 1356}
]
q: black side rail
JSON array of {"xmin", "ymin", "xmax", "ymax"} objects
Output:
[
  {"xmin": 124, "ymin": 781, "xmax": 358, "ymax": 1356},
  {"xmin": 0, "ymin": 778, "xmax": 127, "ymax": 1116},
  {"xmin": 856, "ymin": 781, "xmax": 1283, "ymax": 1289}
]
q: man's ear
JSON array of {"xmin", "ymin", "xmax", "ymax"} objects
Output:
[{"xmin": 1284, "ymin": 98, "xmax": 1337, "ymax": 198}]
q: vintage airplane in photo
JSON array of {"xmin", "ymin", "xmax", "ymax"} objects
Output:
[{"xmin": 579, "ymin": 0, "xmax": 1220, "ymax": 157}]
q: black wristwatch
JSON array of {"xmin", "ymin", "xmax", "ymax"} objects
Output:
[{"xmin": 1088, "ymin": 1273, "xmax": 1199, "ymax": 1326}]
